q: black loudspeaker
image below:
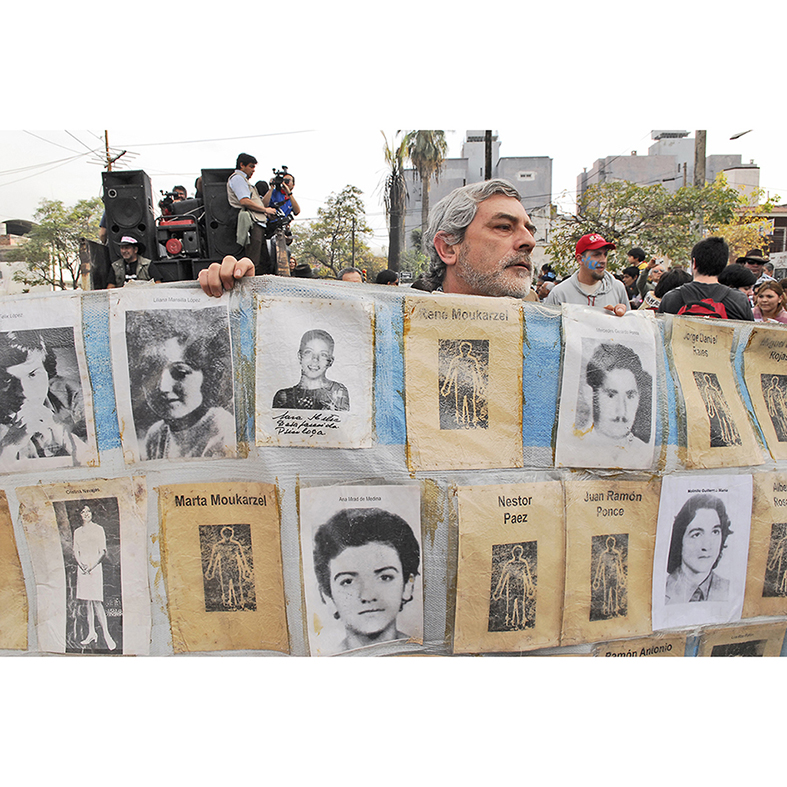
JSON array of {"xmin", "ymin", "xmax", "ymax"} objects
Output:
[
  {"xmin": 201, "ymin": 168, "xmax": 243, "ymax": 259},
  {"xmin": 102, "ymin": 170, "xmax": 158, "ymax": 262}
]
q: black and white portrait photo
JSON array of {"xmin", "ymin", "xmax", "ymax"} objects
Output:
[
  {"xmin": 760, "ymin": 374, "xmax": 787, "ymax": 443},
  {"xmin": 55, "ymin": 497, "xmax": 122, "ymax": 654},
  {"xmin": 299, "ymin": 484, "xmax": 422, "ymax": 655},
  {"xmin": 438, "ymin": 339, "xmax": 489, "ymax": 430},
  {"xmin": 272, "ymin": 329, "xmax": 350, "ymax": 411},
  {"xmin": 556, "ymin": 312, "xmax": 658, "ymax": 470},
  {"xmin": 123, "ymin": 306, "xmax": 236, "ymax": 461},
  {"xmin": 256, "ymin": 296, "xmax": 373, "ymax": 448},
  {"xmin": 590, "ymin": 534, "xmax": 628, "ymax": 621},
  {"xmin": 652, "ymin": 475, "xmax": 752, "ymax": 630},
  {"xmin": 693, "ymin": 371, "xmax": 741, "ymax": 448},
  {"xmin": 487, "ymin": 541, "xmax": 537, "ymax": 632},
  {"xmin": 199, "ymin": 524, "xmax": 256, "ymax": 612},
  {"xmin": 0, "ymin": 327, "xmax": 93, "ymax": 472}
]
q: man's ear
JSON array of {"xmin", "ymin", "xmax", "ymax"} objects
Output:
[{"xmin": 433, "ymin": 232, "xmax": 459, "ymax": 267}]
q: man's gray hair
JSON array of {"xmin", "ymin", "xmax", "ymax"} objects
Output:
[
  {"xmin": 338, "ymin": 267, "xmax": 364, "ymax": 280},
  {"xmin": 423, "ymin": 179, "xmax": 522, "ymax": 288}
]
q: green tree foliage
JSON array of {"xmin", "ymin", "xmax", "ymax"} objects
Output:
[
  {"xmin": 10, "ymin": 198, "xmax": 103, "ymax": 290},
  {"xmin": 404, "ymin": 130, "xmax": 447, "ymax": 245},
  {"xmin": 291, "ymin": 185, "xmax": 373, "ymax": 278},
  {"xmin": 546, "ymin": 180, "xmax": 743, "ymax": 274},
  {"xmin": 711, "ymin": 179, "xmax": 780, "ymax": 260},
  {"xmin": 382, "ymin": 132, "xmax": 408, "ymax": 272}
]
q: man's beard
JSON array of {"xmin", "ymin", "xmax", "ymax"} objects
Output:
[{"xmin": 455, "ymin": 248, "xmax": 533, "ymax": 298}]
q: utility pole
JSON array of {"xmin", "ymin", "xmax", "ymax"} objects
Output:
[
  {"xmin": 351, "ymin": 217, "xmax": 356, "ymax": 266},
  {"xmin": 484, "ymin": 130, "xmax": 492, "ymax": 180},
  {"xmin": 693, "ymin": 130, "xmax": 707, "ymax": 240},
  {"xmin": 693, "ymin": 130, "xmax": 707, "ymax": 188},
  {"xmin": 103, "ymin": 130, "xmax": 127, "ymax": 171}
]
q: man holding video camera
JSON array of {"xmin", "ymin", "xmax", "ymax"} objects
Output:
[{"xmin": 263, "ymin": 168, "xmax": 300, "ymax": 218}]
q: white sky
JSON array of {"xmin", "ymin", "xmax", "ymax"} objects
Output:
[
  {"xmin": 2, "ymin": 1, "xmax": 785, "ymax": 256},
  {"xmin": 3, "ymin": 126, "xmax": 782, "ymax": 256}
]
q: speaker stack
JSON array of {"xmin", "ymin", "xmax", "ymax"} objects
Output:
[
  {"xmin": 102, "ymin": 170, "xmax": 158, "ymax": 263},
  {"xmin": 201, "ymin": 168, "xmax": 244, "ymax": 259}
]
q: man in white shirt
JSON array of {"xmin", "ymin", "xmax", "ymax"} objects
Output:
[{"xmin": 226, "ymin": 153, "xmax": 277, "ymax": 275}]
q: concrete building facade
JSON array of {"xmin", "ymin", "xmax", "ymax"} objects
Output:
[
  {"xmin": 577, "ymin": 130, "xmax": 759, "ymax": 201},
  {"xmin": 403, "ymin": 131, "xmax": 553, "ymax": 256}
]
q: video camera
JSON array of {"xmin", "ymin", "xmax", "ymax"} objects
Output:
[
  {"xmin": 158, "ymin": 189, "xmax": 181, "ymax": 215},
  {"xmin": 265, "ymin": 165, "xmax": 295, "ymax": 239},
  {"xmin": 270, "ymin": 165, "xmax": 290, "ymax": 192}
]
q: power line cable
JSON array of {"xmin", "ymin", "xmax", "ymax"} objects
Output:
[
  {"xmin": 0, "ymin": 152, "xmax": 86, "ymax": 178},
  {"xmin": 64, "ymin": 130, "xmax": 99, "ymax": 154},
  {"xmin": 123, "ymin": 130, "xmax": 314, "ymax": 147},
  {"xmin": 23, "ymin": 130, "xmax": 82, "ymax": 154}
]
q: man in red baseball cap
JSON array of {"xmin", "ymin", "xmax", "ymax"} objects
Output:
[{"xmin": 545, "ymin": 233, "xmax": 629, "ymax": 312}]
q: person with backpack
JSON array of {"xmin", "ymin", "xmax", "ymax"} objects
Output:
[{"xmin": 658, "ymin": 237, "xmax": 753, "ymax": 321}]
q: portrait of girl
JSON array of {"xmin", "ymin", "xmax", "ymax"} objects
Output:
[
  {"xmin": 125, "ymin": 308, "xmax": 236, "ymax": 460},
  {"xmin": 0, "ymin": 328, "xmax": 89, "ymax": 468},
  {"xmin": 312, "ymin": 506, "xmax": 421, "ymax": 654}
]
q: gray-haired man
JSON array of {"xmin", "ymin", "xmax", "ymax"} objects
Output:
[{"xmin": 200, "ymin": 179, "xmax": 537, "ymax": 299}]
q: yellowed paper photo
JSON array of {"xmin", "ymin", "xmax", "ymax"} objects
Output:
[
  {"xmin": 256, "ymin": 296, "xmax": 374, "ymax": 449},
  {"xmin": 562, "ymin": 478, "xmax": 660, "ymax": 646},
  {"xmin": 592, "ymin": 632, "xmax": 686, "ymax": 657},
  {"xmin": 743, "ymin": 472, "xmax": 787, "ymax": 619},
  {"xmin": 454, "ymin": 482, "xmax": 563, "ymax": 653},
  {"xmin": 404, "ymin": 295, "xmax": 523, "ymax": 471},
  {"xmin": 159, "ymin": 482, "xmax": 288, "ymax": 654},
  {"xmin": 17, "ymin": 477, "xmax": 150, "ymax": 655},
  {"xmin": 742, "ymin": 325, "xmax": 787, "ymax": 461},
  {"xmin": 668, "ymin": 318, "xmax": 762, "ymax": 469},
  {"xmin": 697, "ymin": 621, "xmax": 787, "ymax": 657},
  {"xmin": 0, "ymin": 491, "xmax": 27, "ymax": 650}
]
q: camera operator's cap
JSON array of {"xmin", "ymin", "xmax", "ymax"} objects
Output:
[
  {"xmin": 119, "ymin": 235, "xmax": 139, "ymax": 246},
  {"xmin": 576, "ymin": 233, "xmax": 616, "ymax": 256}
]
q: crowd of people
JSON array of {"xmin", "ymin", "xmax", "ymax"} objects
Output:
[
  {"xmin": 527, "ymin": 240, "xmax": 784, "ymax": 324},
  {"xmin": 101, "ymin": 161, "xmax": 785, "ymax": 327}
]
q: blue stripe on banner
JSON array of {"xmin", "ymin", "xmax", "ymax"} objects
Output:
[
  {"xmin": 659, "ymin": 323, "xmax": 679, "ymax": 447},
  {"xmin": 375, "ymin": 300, "xmax": 406, "ymax": 445},
  {"xmin": 522, "ymin": 308, "xmax": 561, "ymax": 448},
  {"xmin": 235, "ymin": 295, "xmax": 256, "ymax": 445},
  {"xmin": 82, "ymin": 298, "xmax": 121, "ymax": 451},
  {"xmin": 734, "ymin": 326, "xmax": 766, "ymax": 446}
]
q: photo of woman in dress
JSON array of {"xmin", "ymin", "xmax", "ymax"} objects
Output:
[
  {"xmin": 73, "ymin": 504, "xmax": 116, "ymax": 650},
  {"xmin": 272, "ymin": 329, "xmax": 349, "ymax": 411},
  {"xmin": 0, "ymin": 329, "xmax": 88, "ymax": 466},
  {"xmin": 665, "ymin": 494, "xmax": 732, "ymax": 605},
  {"xmin": 125, "ymin": 308, "xmax": 236, "ymax": 459},
  {"xmin": 312, "ymin": 507, "xmax": 420, "ymax": 653}
]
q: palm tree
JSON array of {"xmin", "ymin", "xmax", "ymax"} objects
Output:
[
  {"xmin": 382, "ymin": 132, "xmax": 408, "ymax": 272},
  {"xmin": 405, "ymin": 130, "xmax": 448, "ymax": 248}
]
